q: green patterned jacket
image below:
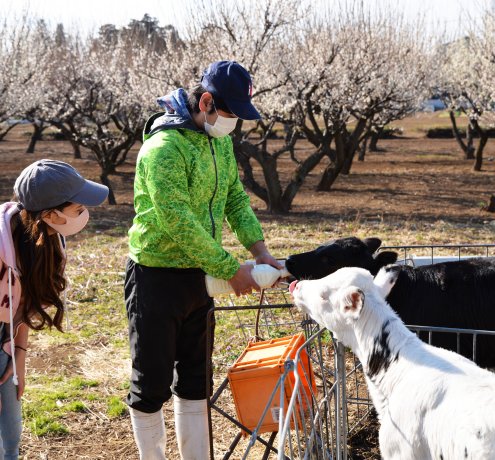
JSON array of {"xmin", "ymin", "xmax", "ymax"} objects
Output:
[{"xmin": 128, "ymin": 112, "xmax": 264, "ymax": 280}]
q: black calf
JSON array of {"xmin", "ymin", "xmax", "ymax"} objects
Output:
[
  {"xmin": 381, "ymin": 260, "xmax": 495, "ymax": 368},
  {"xmin": 285, "ymin": 236, "xmax": 398, "ymax": 279}
]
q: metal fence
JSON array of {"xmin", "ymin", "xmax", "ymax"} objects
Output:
[
  {"xmin": 276, "ymin": 323, "xmax": 495, "ymax": 460},
  {"xmin": 207, "ymin": 244, "xmax": 495, "ymax": 459},
  {"xmin": 379, "ymin": 243, "xmax": 495, "ymax": 266},
  {"xmin": 206, "ymin": 288, "xmax": 302, "ymax": 460}
]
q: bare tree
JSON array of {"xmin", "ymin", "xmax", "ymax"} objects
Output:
[
  {"xmin": 153, "ymin": 0, "xmax": 311, "ymax": 213},
  {"xmin": 437, "ymin": 13, "xmax": 495, "ymax": 171},
  {"xmin": 23, "ymin": 29, "xmax": 158, "ymax": 202},
  {"xmin": 51, "ymin": 42, "xmax": 151, "ymax": 203},
  {"xmin": 316, "ymin": 9, "xmax": 430, "ymax": 188},
  {"xmin": 3, "ymin": 3, "xmax": 435, "ymax": 212},
  {"xmin": 11, "ymin": 21, "xmax": 84, "ymax": 157},
  {"xmin": 0, "ymin": 17, "xmax": 47, "ymax": 141},
  {"xmin": 165, "ymin": 0, "xmax": 431, "ymax": 211}
]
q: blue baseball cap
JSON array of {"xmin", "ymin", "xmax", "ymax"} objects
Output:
[
  {"xmin": 14, "ymin": 159, "xmax": 109, "ymax": 212},
  {"xmin": 201, "ymin": 60, "xmax": 261, "ymax": 120}
]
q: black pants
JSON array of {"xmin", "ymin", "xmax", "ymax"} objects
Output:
[{"xmin": 125, "ymin": 258, "xmax": 215, "ymax": 413}]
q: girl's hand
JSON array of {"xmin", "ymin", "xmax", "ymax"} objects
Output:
[{"xmin": 0, "ymin": 348, "xmax": 26, "ymax": 400}]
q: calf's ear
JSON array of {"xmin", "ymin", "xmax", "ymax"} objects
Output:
[
  {"xmin": 374, "ymin": 251, "xmax": 398, "ymax": 266},
  {"xmin": 374, "ymin": 266, "xmax": 399, "ymax": 298},
  {"xmin": 339, "ymin": 286, "xmax": 364, "ymax": 320},
  {"xmin": 363, "ymin": 238, "xmax": 382, "ymax": 253}
]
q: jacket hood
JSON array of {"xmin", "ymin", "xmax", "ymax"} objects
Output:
[
  {"xmin": 0, "ymin": 202, "xmax": 23, "ymax": 368},
  {"xmin": 0, "ymin": 202, "xmax": 20, "ymax": 273},
  {"xmin": 144, "ymin": 88, "xmax": 202, "ymax": 140}
]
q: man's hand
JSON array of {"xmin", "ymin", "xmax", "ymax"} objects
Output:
[
  {"xmin": 249, "ymin": 241, "xmax": 284, "ymax": 269},
  {"xmin": 254, "ymin": 252, "xmax": 283, "ymax": 269},
  {"xmin": 228, "ymin": 264, "xmax": 260, "ymax": 296}
]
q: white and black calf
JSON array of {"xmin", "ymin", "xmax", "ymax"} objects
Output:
[
  {"xmin": 286, "ymin": 237, "xmax": 495, "ymax": 368},
  {"xmin": 290, "ymin": 267, "xmax": 495, "ymax": 460}
]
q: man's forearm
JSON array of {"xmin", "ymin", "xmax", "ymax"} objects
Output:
[{"xmin": 249, "ymin": 240, "xmax": 268, "ymax": 258}]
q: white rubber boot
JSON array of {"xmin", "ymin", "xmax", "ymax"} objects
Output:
[
  {"xmin": 174, "ymin": 396, "xmax": 209, "ymax": 460},
  {"xmin": 130, "ymin": 407, "xmax": 167, "ymax": 460}
]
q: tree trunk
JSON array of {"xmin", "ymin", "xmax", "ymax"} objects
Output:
[
  {"xmin": 52, "ymin": 121, "xmax": 82, "ymax": 159},
  {"xmin": 317, "ymin": 132, "xmax": 346, "ymax": 191},
  {"xmin": 358, "ymin": 136, "xmax": 368, "ymax": 161},
  {"xmin": 236, "ymin": 152, "xmax": 269, "ymax": 203},
  {"xmin": 317, "ymin": 162, "xmax": 342, "ymax": 190},
  {"xmin": 281, "ymin": 148, "xmax": 326, "ymax": 211},
  {"xmin": 466, "ymin": 124, "xmax": 475, "ymax": 160},
  {"xmin": 341, "ymin": 147, "xmax": 356, "ymax": 174},
  {"xmin": 67, "ymin": 121, "xmax": 82, "ymax": 159},
  {"xmin": 473, "ymin": 133, "xmax": 487, "ymax": 171},
  {"xmin": 267, "ymin": 196, "xmax": 289, "ymax": 214},
  {"xmin": 471, "ymin": 119, "xmax": 488, "ymax": 172},
  {"xmin": 317, "ymin": 119, "xmax": 367, "ymax": 190},
  {"xmin": 100, "ymin": 172, "xmax": 116, "ymax": 205},
  {"xmin": 0, "ymin": 122, "xmax": 19, "ymax": 141},
  {"xmin": 449, "ymin": 111, "xmax": 473, "ymax": 159},
  {"xmin": 233, "ymin": 130, "xmax": 325, "ymax": 213},
  {"xmin": 483, "ymin": 195, "xmax": 495, "ymax": 212},
  {"xmin": 257, "ymin": 154, "xmax": 285, "ymax": 213},
  {"xmin": 71, "ymin": 140, "xmax": 82, "ymax": 159},
  {"xmin": 26, "ymin": 122, "xmax": 44, "ymax": 154},
  {"xmin": 369, "ymin": 129, "xmax": 381, "ymax": 152}
]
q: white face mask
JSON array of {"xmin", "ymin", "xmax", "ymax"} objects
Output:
[
  {"xmin": 43, "ymin": 209, "xmax": 89, "ymax": 236},
  {"xmin": 204, "ymin": 106, "xmax": 238, "ymax": 138}
]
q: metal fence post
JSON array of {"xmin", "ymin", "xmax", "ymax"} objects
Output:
[{"xmin": 335, "ymin": 341, "xmax": 348, "ymax": 460}]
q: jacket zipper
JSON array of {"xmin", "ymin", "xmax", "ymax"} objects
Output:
[{"xmin": 207, "ymin": 137, "xmax": 218, "ymax": 239}]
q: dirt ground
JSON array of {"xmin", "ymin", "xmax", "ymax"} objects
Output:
[
  {"xmin": 2, "ymin": 115, "xmax": 495, "ymax": 229},
  {"xmin": 1, "ymin": 112, "xmax": 495, "ymax": 459},
  {"xmin": 0, "ymin": 120, "xmax": 495, "ymax": 232}
]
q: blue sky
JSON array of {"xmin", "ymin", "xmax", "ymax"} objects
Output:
[{"xmin": 2, "ymin": 0, "xmax": 493, "ymax": 37}]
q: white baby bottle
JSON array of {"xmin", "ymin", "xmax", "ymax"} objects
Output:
[{"xmin": 205, "ymin": 264, "xmax": 290, "ymax": 297}]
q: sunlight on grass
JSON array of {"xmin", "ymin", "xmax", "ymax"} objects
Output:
[
  {"xmin": 106, "ymin": 396, "xmax": 128, "ymax": 418},
  {"xmin": 29, "ymin": 417, "xmax": 69, "ymax": 437},
  {"xmin": 65, "ymin": 401, "xmax": 87, "ymax": 413},
  {"xmin": 23, "ymin": 374, "xmax": 102, "ymax": 436},
  {"xmin": 69, "ymin": 377, "xmax": 99, "ymax": 390}
]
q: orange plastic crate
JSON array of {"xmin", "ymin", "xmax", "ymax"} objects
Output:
[{"xmin": 227, "ymin": 333, "xmax": 316, "ymax": 435}]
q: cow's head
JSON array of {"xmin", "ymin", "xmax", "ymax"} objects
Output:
[
  {"xmin": 285, "ymin": 237, "xmax": 398, "ymax": 280},
  {"xmin": 289, "ymin": 267, "xmax": 374, "ymax": 342}
]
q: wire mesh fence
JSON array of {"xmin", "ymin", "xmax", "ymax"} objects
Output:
[
  {"xmin": 207, "ymin": 244, "xmax": 495, "ymax": 459},
  {"xmin": 379, "ymin": 243, "xmax": 495, "ymax": 266}
]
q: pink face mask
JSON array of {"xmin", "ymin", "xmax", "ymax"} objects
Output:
[{"xmin": 43, "ymin": 209, "xmax": 89, "ymax": 236}]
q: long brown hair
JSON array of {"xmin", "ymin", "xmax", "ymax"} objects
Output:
[{"xmin": 11, "ymin": 202, "xmax": 68, "ymax": 331}]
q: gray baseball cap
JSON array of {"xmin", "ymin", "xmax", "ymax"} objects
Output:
[{"xmin": 14, "ymin": 159, "xmax": 109, "ymax": 212}]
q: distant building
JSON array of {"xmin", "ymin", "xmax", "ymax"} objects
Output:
[{"xmin": 421, "ymin": 98, "xmax": 446, "ymax": 112}]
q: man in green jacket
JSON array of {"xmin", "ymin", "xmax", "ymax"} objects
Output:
[{"xmin": 125, "ymin": 61, "xmax": 281, "ymax": 460}]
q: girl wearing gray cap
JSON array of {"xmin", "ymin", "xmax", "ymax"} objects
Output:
[{"xmin": 0, "ymin": 159, "xmax": 108, "ymax": 459}]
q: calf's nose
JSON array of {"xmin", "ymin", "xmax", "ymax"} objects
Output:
[{"xmin": 289, "ymin": 280, "xmax": 298, "ymax": 294}]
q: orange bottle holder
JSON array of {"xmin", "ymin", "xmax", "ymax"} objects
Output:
[{"xmin": 227, "ymin": 333, "xmax": 317, "ymax": 435}]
